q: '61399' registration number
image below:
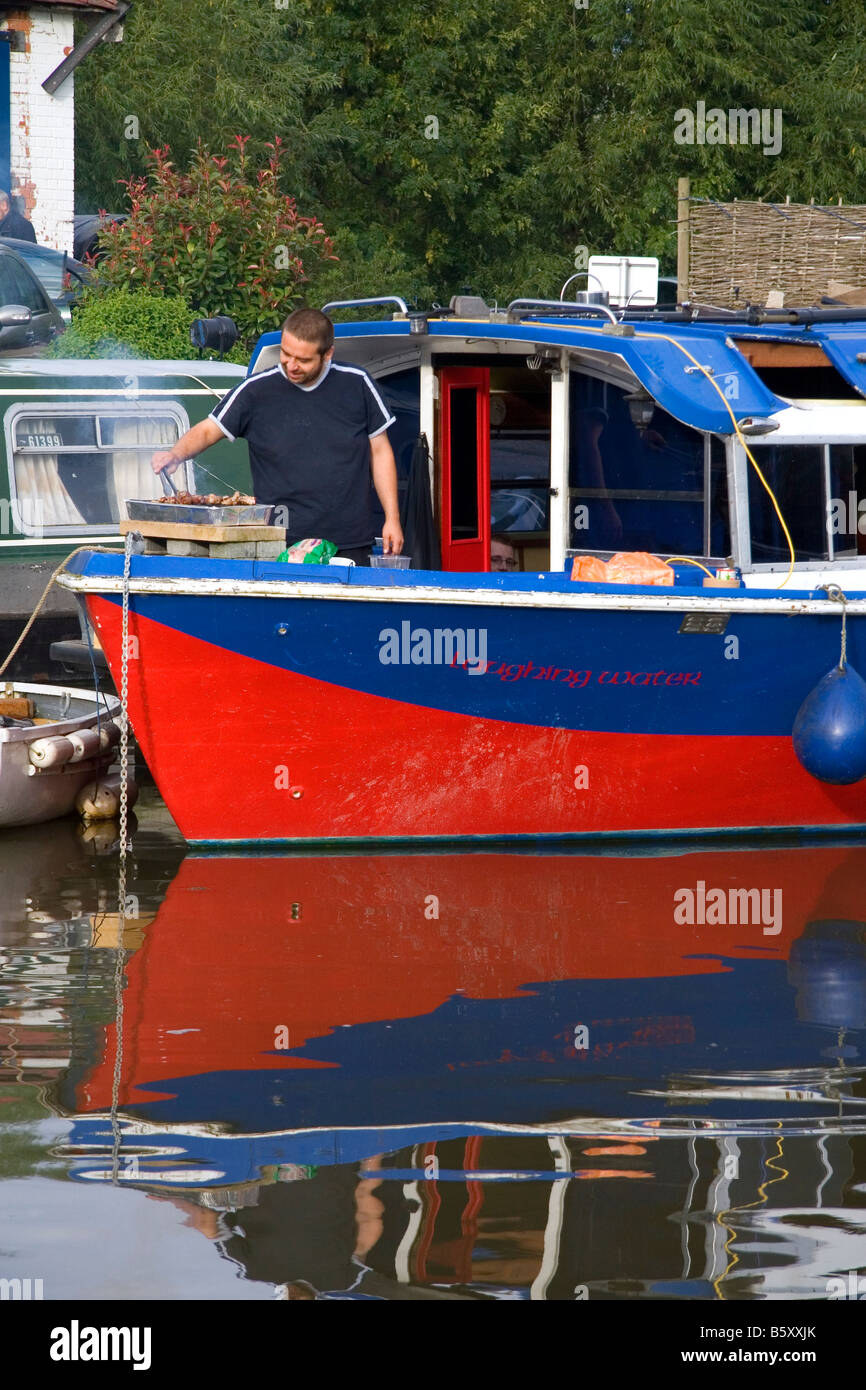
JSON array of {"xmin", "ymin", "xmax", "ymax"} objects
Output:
[{"xmin": 18, "ymin": 434, "xmax": 63, "ymax": 449}]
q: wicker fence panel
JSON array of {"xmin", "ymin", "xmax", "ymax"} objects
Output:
[{"xmin": 689, "ymin": 202, "xmax": 866, "ymax": 307}]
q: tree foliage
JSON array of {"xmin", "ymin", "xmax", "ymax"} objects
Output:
[
  {"xmin": 74, "ymin": 0, "xmax": 866, "ymax": 308},
  {"xmin": 74, "ymin": 0, "xmax": 338, "ymax": 213}
]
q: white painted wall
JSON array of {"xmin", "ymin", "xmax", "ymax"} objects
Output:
[{"xmin": 3, "ymin": 7, "xmax": 75, "ymax": 252}]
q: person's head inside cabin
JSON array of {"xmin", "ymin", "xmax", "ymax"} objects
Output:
[
  {"xmin": 279, "ymin": 308, "xmax": 334, "ymax": 387},
  {"xmin": 490, "ymin": 534, "xmax": 519, "ymax": 572}
]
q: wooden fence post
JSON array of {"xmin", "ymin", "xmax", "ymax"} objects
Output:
[{"xmin": 677, "ymin": 176, "xmax": 691, "ymax": 304}]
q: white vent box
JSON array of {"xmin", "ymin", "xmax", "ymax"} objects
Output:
[{"xmin": 588, "ymin": 255, "xmax": 659, "ymax": 308}]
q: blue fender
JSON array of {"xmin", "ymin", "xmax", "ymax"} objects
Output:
[{"xmin": 792, "ymin": 663, "xmax": 866, "ymax": 785}]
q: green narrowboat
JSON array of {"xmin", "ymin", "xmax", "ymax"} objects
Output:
[{"xmin": 0, "ymin": 356, "xmax": 250, "ymax": 663}]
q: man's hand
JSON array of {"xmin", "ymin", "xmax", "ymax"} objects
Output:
[
  {"xmin": 151, "ymin": 418, "xmax": 225, "ymax": 475},
  {"xmin": 382, "ymin": 517, "xmax": 404, "ymax": 555},
  {"xmin": 152, "ymin": 451, "xmax": 181, "ymax": 475}
]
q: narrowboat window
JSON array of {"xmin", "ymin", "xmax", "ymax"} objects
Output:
[
  {"xmin": 7, "ymin": 405, "xmax": 188, "ymax": 535},
  {"xmin": 747, "ymin": 444, "xmax": 826, "ymax": 562},
  {"xmin": 15, "ymin": 417, "xmax": 97, "ymax": 449},
  {"xmin": 569, "ymin": 377, "xmax": 723, "ymax": 557},
  {"xmin": 449, "ymin": 386, "xmax": 479, "ymax": 538}
]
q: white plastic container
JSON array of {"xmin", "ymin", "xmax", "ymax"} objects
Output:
[{"xmin": 370, "ymin": 555, "xmax": 412, "ymax": 569}]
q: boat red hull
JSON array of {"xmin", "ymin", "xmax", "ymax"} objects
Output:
[{"xmin": 87, "ymin": 594, "xmax": 866, "ymax": 843}]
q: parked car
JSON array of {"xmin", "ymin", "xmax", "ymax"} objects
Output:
[
  {"xmin": 73, "ymin": 212, "xmax": 127, "ymax": 264},
  {"xmin": 0, "ymin": 244, "xmax": 65, "ymax": 353},
  {"xmin": 0, "ymin": 238, "xmax": 91, "ymax": 322}
]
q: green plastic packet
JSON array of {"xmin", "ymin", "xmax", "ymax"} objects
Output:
[{"xmin": 277, "ymin": 538, "xmax": 339, "ymax": 564}]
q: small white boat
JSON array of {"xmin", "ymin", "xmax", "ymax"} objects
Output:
[{"xmin": 0, "ymin": 682, "xmax": 122, "ymax": 829}]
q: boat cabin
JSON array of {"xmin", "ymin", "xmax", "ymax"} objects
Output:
[
  {"xmin": 249, "ymin": 293, "xmax": 866, "ymax": 589},
  {"xmin": 5, "ymin": 287, "xmax": 866, "ymax": 629}
]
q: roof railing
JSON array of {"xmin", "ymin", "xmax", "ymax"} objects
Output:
[
  {"xmin": 506, "ymin": 297, "xmax": 620, "ymax": 327},
  {"xmin": 322, "ymin": 296, "xmax": 410, "ymax": 317}
]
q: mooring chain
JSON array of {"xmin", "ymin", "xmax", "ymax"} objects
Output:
[{"xmin": 111, "ymin": 532, "xmax": 134, "ymax": 1184}]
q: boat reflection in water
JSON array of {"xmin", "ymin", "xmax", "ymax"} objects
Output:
[{"xmin": 5, "ymin": 829, "xmax": 866, "ymax": 1299}]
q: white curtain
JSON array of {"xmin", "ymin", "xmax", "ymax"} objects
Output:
[
  {"xmin": 105, "ymin": 416, "xmax": 177, "ymax": 520},
  {"xmin": 13, "ymin": 418, "xmax": 83, "ymax": 528}
]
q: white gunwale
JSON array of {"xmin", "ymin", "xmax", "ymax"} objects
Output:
[{"xmin": 56, "ymin": 570, "xmax": 866, "ymax": 616}]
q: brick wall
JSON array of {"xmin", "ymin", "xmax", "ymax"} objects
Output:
[{"xmin": 3, "ymin": 6, "xmax": 75, "ymax": 252}]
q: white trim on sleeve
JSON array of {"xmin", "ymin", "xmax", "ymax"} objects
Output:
[
  {"xmin": 369, "ymin": 417, "xmax": 397, "ymax": 438},
  {"xmin": 209, "ymin": 414, "xmax": 236, "ymax": 442}
]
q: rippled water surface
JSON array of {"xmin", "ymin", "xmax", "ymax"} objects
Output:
[{"xmin": 2, "ymin": 791, "xmax": 865, "ymax": 1301}]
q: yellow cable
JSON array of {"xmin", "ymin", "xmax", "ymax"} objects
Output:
[
  {"xmin": 642, "ymin": 330, "xmax": 796, "ymax": 588},
  {"xmin": 663, "ymin": 555, "xmax": 716, "ymax": 579},
  {"xmin": 712, "ymin": 1131, "xmax": 789, "ymax": 1300}
]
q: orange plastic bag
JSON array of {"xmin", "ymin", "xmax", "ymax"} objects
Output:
[
  {"xmin": 571, "ymin": 551, "xmax": 674, "ymax": 586},
  {"xmin": 569, "ymin": 555, "xmax": 609, "ymax": 583}
]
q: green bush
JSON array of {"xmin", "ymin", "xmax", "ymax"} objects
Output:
[
  {"xmin": 47, "ymin": 289, "xmax": 198, "ymax": 360},
  {"xmin": 92, "ymin": 137, "xmax": 336, "ymax": 350}
]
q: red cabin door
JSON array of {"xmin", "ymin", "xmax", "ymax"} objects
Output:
[{"xmin": 439, "ymin": 367, "xmax": 490, "ymax": 571}]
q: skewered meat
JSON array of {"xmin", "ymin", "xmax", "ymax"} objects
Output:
[{"xmin": 154, "ymin": 491, "xmax": 257, "ymax": 506}]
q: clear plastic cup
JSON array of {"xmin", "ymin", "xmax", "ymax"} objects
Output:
[{"xmin": 369, "ymin": 554, "xmax": 412, "ymax": 568}]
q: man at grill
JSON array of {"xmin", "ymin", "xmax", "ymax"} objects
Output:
[{"xmin": 151, "ymin": 308, "xmax": 403, "ymax": 564}]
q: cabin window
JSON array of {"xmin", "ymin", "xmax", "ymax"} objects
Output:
[
  {"xmin": 6, "ymin": 404, "xmax": 189, "ymax": 535},
  {"xmin": 747, "ymin": 442, "xmax": 866, "ymax": 563},
  {"xmin": 568, "ymin": 378, "xmax": 729, "ymax": 558},
  {"xmin": 489, "ymin": 367, "xmax": 550, "ymax": 536},
  {"xmin": 829, "ymin": 444, "xmax": 866, "ymax": 558},
  {"xmin": 448, "ymin": 387, "xmax": 480, "ymax": 539}
]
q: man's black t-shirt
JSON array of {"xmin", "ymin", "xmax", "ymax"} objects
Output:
[{"xmin": 210, "ymin": 360, "xmax": 395, "ymax": 548}]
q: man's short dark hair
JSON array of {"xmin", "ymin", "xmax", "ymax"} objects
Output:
[{"xmin": 281, "ymin": 308, "xmax": 334, "ymax": 354}]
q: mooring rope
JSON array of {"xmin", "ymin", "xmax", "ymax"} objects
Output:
[
  {"xmin": 0, "ymin": 544, "xmax": 122, "ymax": 678},
  {"xmin": 819, "ymin": 583, "xmax": 849, "ymax": 667}
]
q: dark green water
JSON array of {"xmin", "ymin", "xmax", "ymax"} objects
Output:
[{"xmin": 1, "ymin": 789, "xmax": 865, "ymax": 1301}]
